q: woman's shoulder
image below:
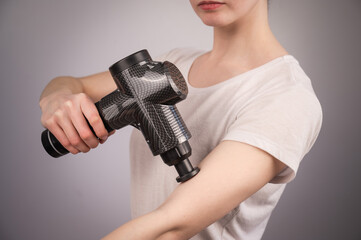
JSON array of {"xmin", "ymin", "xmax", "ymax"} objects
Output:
[{"xmin": 251, "ymin": 55, "xmax": 315, "ymax": 95}]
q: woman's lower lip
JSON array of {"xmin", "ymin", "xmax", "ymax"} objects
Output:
[{"xmin": 199, "ymin": 3, "xmax": 224, "ymax": 11}]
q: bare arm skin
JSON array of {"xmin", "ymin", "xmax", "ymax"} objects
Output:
[
  {"xmin": 102, "ymin": 140, "xmax": 286, "ymax": 240},
  {"xmin": 39, "ymin": 71, "xmax": 117, "ymax": 154}
]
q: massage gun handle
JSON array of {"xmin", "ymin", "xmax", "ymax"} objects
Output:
[{"xmin": 41, "ymin": 90, "xmax": 130, "ymax": 158}]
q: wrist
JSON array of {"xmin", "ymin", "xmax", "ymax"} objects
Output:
[{"xmin": 39, "ymin": 76, "xmax": 82, "ymax": 103}]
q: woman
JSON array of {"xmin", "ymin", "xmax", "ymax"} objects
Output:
[{"xmin": 39, "ymin": 0, "xmax": 322, "ymax": 239}]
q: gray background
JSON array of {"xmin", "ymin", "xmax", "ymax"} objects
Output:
[{"xmin": 0, "ymin": 0, "xmax": 360, "ymax": 239}]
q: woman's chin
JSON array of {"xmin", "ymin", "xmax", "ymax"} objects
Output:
[{"xmin": 200, "ymin": 17, "xmax": 231, "ymax": 27}]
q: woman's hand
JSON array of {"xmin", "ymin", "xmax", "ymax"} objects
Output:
[{"xmin": 40, "ymin": 90, "xmax": 112, "ymax": 154}]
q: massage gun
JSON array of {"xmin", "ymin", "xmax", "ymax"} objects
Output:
[
  {"xmin": 41, "ymin": 50, "xmax": 199, "ymax": 182},
  {"xmin": 41, "ymin": 50, "xmax": 200, "ymax": 182}
]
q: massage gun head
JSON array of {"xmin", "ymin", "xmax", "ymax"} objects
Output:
[
  {"xmin": 108, "ymin": 50, "xmax": 192, "ymax": 155},
  {"xmin": 107, "ymin": 50, "xmax": 199, "ymax": 182},
  {"xmin": 109, "ymin": 50, "xmax": 188, "ymax": 105}
]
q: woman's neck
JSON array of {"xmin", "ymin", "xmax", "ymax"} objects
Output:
[{"xmin": 209, "ymin": 4, "xmax": 287, "ymax": 66}]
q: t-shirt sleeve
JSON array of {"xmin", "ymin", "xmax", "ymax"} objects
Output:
[{"xmin": 222, "ymin": 86, "xmax": 323, "ymax": 183}]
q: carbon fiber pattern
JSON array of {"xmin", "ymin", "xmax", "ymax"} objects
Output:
[
  {"xmin": 164, "ymin": 61, "xmax": 188, "ymax": 98},
  {"xmin": 96, "ymin": 90, "xmax": 138, "ymax": 130},
  {"xmin": 41, "ymin": 50, "xmax": 194, "ymax": 167},
  {"xmin": 137, "ymin": 103, "xmax": 191, "ymax": 155},
  {"xmin": 97, "ymin": 60, "xmax": 191, "ymax": 155}
]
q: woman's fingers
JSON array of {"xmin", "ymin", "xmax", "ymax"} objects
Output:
[
  {"xmin": 41, "ymin": 92, "xmax": 114, "ymax": 155},
  {"xmin": 99, "ymin": 130, "xmax": 116, "ymax": 144},
  {"xmin": 68, "ymin": 97, "xmax": 100, "ymax": 149},
  {"xmin": 55, "ymin": 108, "xmax": 91, "ymax": 153},
  {"xmin": 79, "ymin": 94, "xmax": 110, "ymax": 143},
  {"xmin": 46, "ymin": 121, "xmax": 79, "ymax": 154}
]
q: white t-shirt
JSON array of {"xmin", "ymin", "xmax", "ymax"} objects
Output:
[{"xmin": 129, "ymin": 48, "xmax": 322, "ymax": 239}]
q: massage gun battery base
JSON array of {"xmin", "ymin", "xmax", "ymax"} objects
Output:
[{"xmin": 41, "ymin": 49, "xmax": 200, "ymax": 183}]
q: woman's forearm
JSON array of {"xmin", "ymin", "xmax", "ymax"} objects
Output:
[
  {"xmin": 101, "ymin": 209, "xmax": 182, "ymax": 240},
  {"xmin": 40, "ymin": 71, "xmax": 116, "ymax": 104}
]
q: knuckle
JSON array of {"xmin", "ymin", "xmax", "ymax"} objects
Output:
[
  {"xmin": 69, "ymin": 147, "xmax": 79, "ymax": 155},
  {"xmin": 88, "ymin": 115, "xmax": 101, "ymax": 125},
  {"xmin": 45, "ymin": 119, "xmax": 56, "ymax": 128},
  {"xmin": 69, "ymin": 136, "xmax": 81, "ymax": 146},
  {"xmin": 77, "ymin": 93, "xmax": 88, "ymax": 100},
  {"xmin": 80, "ymin": 130, "xmax": 94, "ymax": 141},
  {"xmin": 54, "ymin": 109, "xmax": 64, "ymax": 119},
  {"xmin": 64, "ymin": 100, "xmax": 74, "ymax": 109},
  {"xmin": 41, "ymin": 116, "xmax": 52, "ymax": 127},
  {"xmin": 62, "ymin": 140, "xmax": 71, "ymax": 149}
]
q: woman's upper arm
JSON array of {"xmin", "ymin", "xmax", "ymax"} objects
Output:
[
  {"xmin": 156, "ymin": 140, "xmax": 286, "ymax": 239},
  {"xmin": 78, "ymin": 71, "xmax": 117, "ymax": 102}
]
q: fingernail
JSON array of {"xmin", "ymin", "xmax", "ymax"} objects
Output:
[{"xmin": 101, "ymin": 136, "xmax": 108, "ymax": 141}]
